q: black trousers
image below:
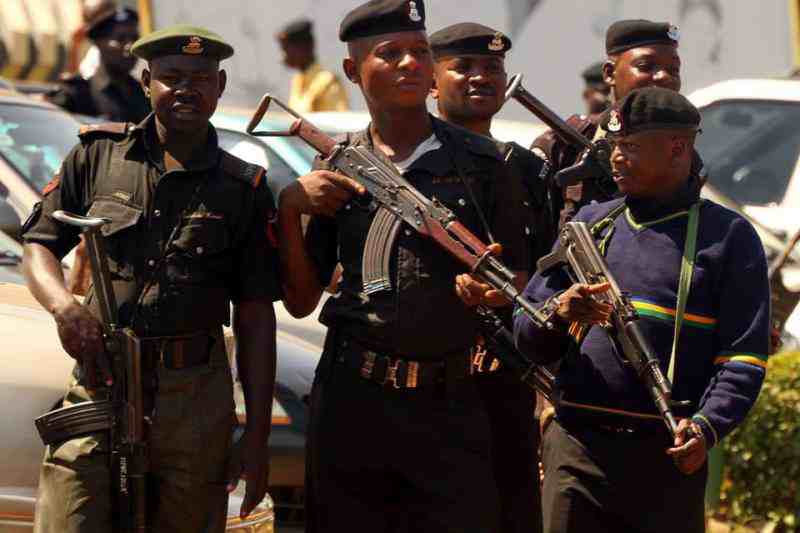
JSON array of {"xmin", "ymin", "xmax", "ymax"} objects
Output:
[
  {"xmin": 476, "ymin": 371, "xmax": 542, "ymax": 533},
  {"xmin": 305, "ymin": 345, "xmax": 501, "ymax": 533},
  {"xmin": 541, "ymin": 419, "xmax": 707, "ymax": 533}
]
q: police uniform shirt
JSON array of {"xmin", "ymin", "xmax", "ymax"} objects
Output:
[
  {"xmin": 47, "ymin": 65, "xmax": 150, "ymax": 123},
  {"xmin": 306, "ymin": 116, "xmax": 532, "ymax": 358},
  {"xmin": 288, "ymin": 62, "xmax": 349, "ymax": 113},
  {"xmin": 514, "ymin": 181, "xmax": 770, "ymax": 447},
  {"xmin": 23, "ymin": 114, "xmax": 281, "ymax": 335}
]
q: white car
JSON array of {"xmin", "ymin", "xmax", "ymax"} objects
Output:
[{"xmin": 689, "ymin": 79, "xmax": 800, "ymax": 345}]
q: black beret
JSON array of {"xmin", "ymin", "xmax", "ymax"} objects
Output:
[
  {"xmin": 278, "ymin": 19, "xmax": 313, "ymax": 43},
  {"xmin": 605, "ymin": 19, "xmax": 679, "ymax": 55},
  {"xmin": 87, "ymin": 7, "xmax": 139, "ymax": 40},
  {"xmin": 581, "ymin": 61, "xmax": 605, "ymax": 86},
  {"xmin": 601, "ymin": 87, "xmax": 700, "ymax": 136},
  {"xmin": 339, "ymin": 0, "xmax": 426, "ymax": 42},
  {"xmin": 430, "ymin": 23, "xmax": 511, "ymax": 59},
  {"xmin": 131, "ymin": 24, "xmax": 234, "ymax": 61}
]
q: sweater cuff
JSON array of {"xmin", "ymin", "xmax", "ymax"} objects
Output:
[{"xmin": 691, "ymin": 413, "xmax": 719, "ymax": 449}]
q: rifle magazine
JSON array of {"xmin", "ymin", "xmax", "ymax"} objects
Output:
[
  {"xmin": 362, "ymin": 207, "xmax": 402, "ymax": 295},
  {"xmin": 35, "ymin": 400, "xmax": 114, "ymax": 445}
]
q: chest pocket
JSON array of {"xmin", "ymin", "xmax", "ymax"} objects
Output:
[
  {"xmin": 431, "ymin": 176, "xmax": 487, "ymax": 238},
  {"xmin": 170, "ymin": 215, "xmax": 233, "ymax": 283},
  {"xmin": 86, "ymin": 198, "xmax": 143, "ymax": 279}
]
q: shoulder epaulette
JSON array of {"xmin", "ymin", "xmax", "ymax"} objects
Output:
[
  {"xmin": 565, "ymin": 113, "xmax": 599, "ymax": 137},
  {"xmin": 78, "ymin": 122, "xmax": 131, "ymax": 141},
  {"xmin": 219, "ymin": 150, "xmax": 266, "ymax": 189},
  {"xmin": 442, "ymin": 120, "xmax": 504, "ymax": 161}
]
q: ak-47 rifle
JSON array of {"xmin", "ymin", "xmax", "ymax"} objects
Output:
[
  {"xmin": 539, "ymin": 221, "xmax": 694, "ymax": 439},
  {"xmin": 247, "ymin": 94, "xmax": 555, "ymax": 398},
  {"xmin": 504, "ymin": 73, "xmax": 617, "ymax": 201},
  {"xmin": 35, "ymin": 212, "xmax": 147, "ymax": 532}
]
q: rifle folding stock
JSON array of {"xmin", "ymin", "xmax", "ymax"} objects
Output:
[
  {"xmin": 539, "ymin": 221, "xmax": 689, "ymax": 438},
  {"xmin": 247, "ymin": 94, "xmax": 553, "ymax": 330},
  {"xmin": 504, "ymin": 73, "xmax": 615, "ymax": 194}
]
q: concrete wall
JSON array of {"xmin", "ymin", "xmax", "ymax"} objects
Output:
[{"xmin": 151, "ymin": 1, "xmax": 794, "ymax": 119}]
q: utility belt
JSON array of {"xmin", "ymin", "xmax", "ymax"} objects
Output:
[
  {"xmin": 36, "ymin": 329, "xmax": 219, "ymax": 446},
  {"xmin": 333, "ymin": 335, "xmax": 502, "ymax": 390}
]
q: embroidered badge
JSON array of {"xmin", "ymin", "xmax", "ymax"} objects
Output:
[
  {"xmin": 667, "ymin": 24, "xmax": 680, "ymax": 42},
  {"xmin": 182, "ymin": 36, "xmax": 204, "ymax": 55},
  {"xmin": 488, "ymin": 32, "xmax": 505, "ymax": 52},
  {"xmin": 409, "ymin": 1, "xmax": 422, "ymax": 22},
  {"xmin": 607, "ymin": 110, "xmax": 622, "ymax": 132}
]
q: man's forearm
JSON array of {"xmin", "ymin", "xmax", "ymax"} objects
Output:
[
  {"xmin": 278, "ymin": 204, "xmax": 324, "ymax": 317},
  {"xmin": 234, "ymin": 300, "xmax": 277, "ymax": 438},
  {"xmin": 23, "ymin": 243, "xmax": 76, "ymax": 315}
]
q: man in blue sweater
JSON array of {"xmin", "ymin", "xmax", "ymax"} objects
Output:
[{"xmin": 462, "ymin": 87, "xmax": 769, "ymax": 532}]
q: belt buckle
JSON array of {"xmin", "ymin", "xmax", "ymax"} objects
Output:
[
  {"xmin": 360, "ymin": 352, "xmax": 376, "ymax": 379},
  {"xmin": 382, "ymin": 358, "xmax": 403, "ymax": 389},
  {"xmin": 471, "ymin": 345, "xmax": 487, "ymax": 374}
]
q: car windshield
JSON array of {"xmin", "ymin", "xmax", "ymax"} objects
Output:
[
  {"xmin": 0, "ymin": 103, "xmax": 80, "ymax": 193},
  {"xmin": 696, "ymin": 100, "xmax": 800, "ymax": 207}
]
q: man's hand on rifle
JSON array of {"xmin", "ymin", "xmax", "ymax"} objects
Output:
[
  {"xmin": 666, "ymin": 418, "xmax": 707, "ymax": 475},
  {"xmin": 455, "ymin": 244, "xmax": 510, "ymax": 307},
  {"xmin": 554, "ymin": 283, "xmax": 613, "ymax": 325},
  {"xmin": 280, "ymin": 170, "xmax": 366, "ymax": 217},
  {"xmin": 53, "ymin": 300, "xmax": 112, "ymax": 388},
  {"xmin": 227, "ymin": 429, "xmax": 271, "ymax": 519}
]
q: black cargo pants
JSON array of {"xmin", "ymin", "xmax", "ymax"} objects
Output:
[
  {"xmin": 541, "ymin": 418, "xmax": 707, "ymax": 533},
  {"xmin": 305, "ymin": 337, "xmax": 501, "ymax": 533}
]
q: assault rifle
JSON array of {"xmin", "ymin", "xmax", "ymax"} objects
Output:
[
  {"xmin": 35, "ymin": 211, "xmax": 147, "ymax": 532},
  {"xmin": 247, "ymin": 94, "xmax": 554, "ymax": 329},
  {"xmin": 538, "ymin": 221, "xmax": 693, "ymax": 439},
  {"xmin": 504, "ymin": 73, "xmax": 617, "ymax": 200}
]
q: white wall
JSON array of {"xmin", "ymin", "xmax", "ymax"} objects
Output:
[{"xmin": 152, "ymin": 0, "xmax": 794, "ymax": 120}]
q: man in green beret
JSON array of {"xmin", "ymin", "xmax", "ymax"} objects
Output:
[
  {"xmin": 430, "ymin": 21, "xmax": 551, "ymax": 533},
  {"xmin": 23, "ymin": 24, "xmax": 279, "ymax": 532}
]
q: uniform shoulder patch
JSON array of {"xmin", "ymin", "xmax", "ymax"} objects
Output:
[
  {"xmin": 219, "ymin": 150, "xmax": 266, "ymax": 189},
  {"xmin": 78, "ymin": 122, "xmax": 131, "ymax": 141}
]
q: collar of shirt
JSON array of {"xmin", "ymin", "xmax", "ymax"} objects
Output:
[
  {"xmin": 625, "ymin": 174, "xmax": 702, "ymax": 223},
  {"xmin": 299, "ymin": 62, "xmax": 323, "ymax": 88},
  {"xmin": 126, "ymin": 112, "xmax": 221, "ymax": 173}
]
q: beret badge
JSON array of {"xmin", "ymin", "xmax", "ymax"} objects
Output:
[
  {"xmin": 409, "ymin": 1, "xmax": 422, "ymax": 22},
  {"xmin": 488, "ymin": 32, "xmax": 505, "ymax": 52},
  {"xmin": 667, "ymin": 24, "xmax": 680, "ymax": 42},
  {"xmin": 607, "ymin": 110, "xmax": 622, "ymax": 132},
  {"xmin": 182, "ymin": 36, "xmax": 204, "ymax": 55}
]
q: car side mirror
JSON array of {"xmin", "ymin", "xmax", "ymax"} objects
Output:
[{"xmin": 0, "ymin": 196, "xmax": 22, "ymax": 238}]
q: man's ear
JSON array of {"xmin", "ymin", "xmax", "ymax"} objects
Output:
[
  {"xmin": 343, "ymin": 57, "xmax": 359, "ymax": 85},
  {"xmin": 602, "ymin": 60, "xmax": 615, "ymax": 89},
  {"xmin": 218, "ymin": 69, "xmax": 228, "ymax": 98},
  {"xmin": 140, "ymin": 68, "xmax": 151, "ymax": 99},
  {"xmin": 430, "ymin": 75, "xmax": 439, "ymax": 100}
]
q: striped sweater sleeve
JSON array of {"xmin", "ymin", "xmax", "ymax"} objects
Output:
[{"xmin": 692, "ymin": 218, "xmax": 770, "ymax": 447}]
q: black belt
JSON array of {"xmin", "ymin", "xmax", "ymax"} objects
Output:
[
  {"xmin": 557, "ymin": 403, "xmax": 667, "ymax": 438},
  {"xmin": 336, "ymin": 337, "xmax": 501, "ymax": 390},
  {"xmin": 140, "ymin": 333, "xmax": 213, "ymax": 370}
]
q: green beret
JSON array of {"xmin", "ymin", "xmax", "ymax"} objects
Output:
[
  {"xmin": 430, "ymin": 23, "xmax": 511, "ymax": 59},
  {"xmin": 581, "ymin": 61, "xmax": 605, "ymax": 86},
  {"xmin": 605, "ymin": 19, "xmax": 679, "ymax": 55},
  {"xmin": 601, "ymin": 87, "xmax": 700, "ymax": 136},
  {"xmin": 339, "ymin": 0, "xmax": 426, "ymax": 42},
  {"xmin": 131, "ymin": 24, "xmax": 234, "ymax": 61}
]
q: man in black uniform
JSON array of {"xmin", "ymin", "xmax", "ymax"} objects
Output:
[
  {"xmin": 580, "ymin": 61, "xmax": 610, "ymax": 117},
  {"xmin": 531, "ymin": 20, "xmax": 698, "ymax": 228},
  {"xmin": 277, "ymin": 1, "xmax": 533, "ymax": 531},
  {"xmin": 429, "ymin": 22, "xmax": 551, "ymax": 533},
  {"xmin": 23, "ymin": 25, "xmax": 278, "ymax": 532},
  {"xmin": 47, "ymin": 5, "xmax": 150, "ymax": 123}
]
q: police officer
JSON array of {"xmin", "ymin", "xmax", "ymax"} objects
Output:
[
  {"xmin": 23, "ymin": 25, "xmax": 279, "ymax": 532},
  {"xmin": 278, "ymin": 1, "xmax": 533, "ymax": 531},
  {"xmin": 430, "ymin": 22, "xmax": 550, "ymax": 533},
  {"xmin": 580, "ymin": 61, "xmax": 610, "ymax": 117},
  {"xmin": 277, "ymin": 18, "xmax": 349, "ymax": 112},
  {"xmin": 514, "ymin": 88, "xmax": 769, "ymax": 532},
  {"xmin": 47, "ymin": 5, "xmax": 150, "ymax": 123},
  {"xmin": 531, "ymin": 20, "xmax": 702, "ymax": 228}
]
